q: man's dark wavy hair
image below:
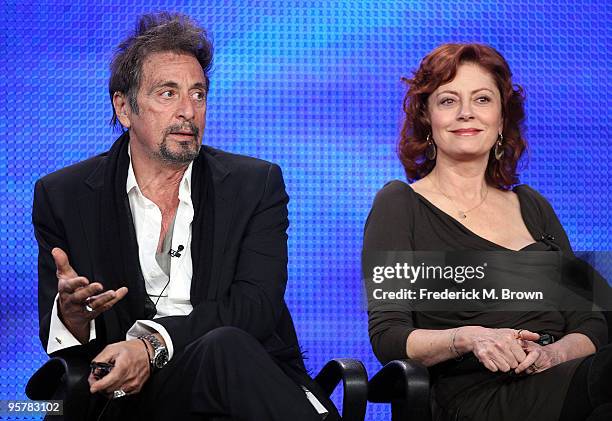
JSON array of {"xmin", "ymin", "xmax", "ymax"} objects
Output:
[{"xmin": 108, "ymin": 12, "xmax": 213, "ymax": 128}]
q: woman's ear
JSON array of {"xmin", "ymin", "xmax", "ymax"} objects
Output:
[
  {"xmin": 422, "ymin": 105, "xmax": 431, "ymax": 126},
  {"xmin": 420, "ymin": 96, "xmax": 432, "ymax": 126}
]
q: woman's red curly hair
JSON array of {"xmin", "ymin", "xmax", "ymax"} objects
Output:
[{"xmin": 398, "ymin": 43, "xmax": 526, "ymax": 189}]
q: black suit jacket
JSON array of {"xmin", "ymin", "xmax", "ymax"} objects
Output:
[{"xmin": 33, "ymin": 144, "xmax": 305, "ymax": 372}]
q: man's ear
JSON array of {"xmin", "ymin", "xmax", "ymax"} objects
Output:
[{"xmin": 113, "ymin": 92, "xmax": 131, "ymax": 128}]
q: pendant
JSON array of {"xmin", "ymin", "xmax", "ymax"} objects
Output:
[{"xmin": 458, "ymin": 212, "xmax": 467, "ymax": 219}]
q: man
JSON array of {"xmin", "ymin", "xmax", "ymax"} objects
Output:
[{"xmin": 33, "ymin": 12, "xmax": 337, "ymax": 420}]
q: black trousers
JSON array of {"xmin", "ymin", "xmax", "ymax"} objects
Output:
[
  {"xmin": 559, "ymin": 343, "xmax": 612, "ymax": 421},
  {"xmin": 93, "ymin": 327, "xmax": 339, "ymax": 421}
]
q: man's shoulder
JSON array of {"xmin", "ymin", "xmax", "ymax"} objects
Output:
[
  {"xmin": 202, "ymin": 146, "xmax": 279, "ymax": 177},
  {"xmin": 37, "ymin": 153, "xmax": 107, "ymax": 192}
]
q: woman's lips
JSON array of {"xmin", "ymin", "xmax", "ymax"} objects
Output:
[{"xmin": 451, "ymin": 129, "xmax": 482, "ymax": 136}]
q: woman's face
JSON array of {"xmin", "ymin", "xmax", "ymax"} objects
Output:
[{"xmin": 427, "ymin": 63, "xmax": 503, "ymax": 162}]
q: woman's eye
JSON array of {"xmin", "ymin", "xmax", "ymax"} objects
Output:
[
  {"xmin": 476, "ymin": 96, "xmax": 491, "ymax": 104},
  {"xmin": 440, "ymin": 98, "xmax": 455, "ymax": 105}
]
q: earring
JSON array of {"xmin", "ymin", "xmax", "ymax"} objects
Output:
[
  {"xmin": 494, "ymin": 133, "xmax": 504, "ymax": 161},
  {"xmin": 425, "ymin": 133, "xmax": 437, "ymax": 160}
]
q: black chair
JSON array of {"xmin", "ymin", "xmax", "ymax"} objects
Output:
[
  {"xmin": 26, "ymin": 355, "xmax": 368, "ymax": 421},
  {"xmin": 314, "ymin": 358, "xmax": 369, "ymax": 420},
  {"xmin": 367, "ymin": 359, "xmax": 431, "ymax": 421}
]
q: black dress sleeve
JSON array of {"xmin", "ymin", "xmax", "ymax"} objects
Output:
[
  {"xmin": 363, "ymin": 180, "xmax": 418, "ymax": 364},
  {"xmin": 520, "ymin": 185, "xmax": 608, "ymax": 349}
]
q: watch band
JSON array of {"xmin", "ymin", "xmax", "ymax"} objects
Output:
[
  {"xmin": 138, "ymin": 337, "xmax": 152, "ymax": 363},
  {"xmin": 139, "ymin": 334, "xmax": 168, "ymax": 370}
]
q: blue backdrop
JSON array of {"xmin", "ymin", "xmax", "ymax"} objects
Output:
[{"xmin": 2, "ymin": 1, "xmax": 610, "ymax": 419}]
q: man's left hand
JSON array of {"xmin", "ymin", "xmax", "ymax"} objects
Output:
[{"xmin": 89, "ymin": 339, "xmax": 151, "ymax": 397}]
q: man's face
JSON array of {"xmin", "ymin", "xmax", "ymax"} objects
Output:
[{"xmin": 120, "ymin": 51, "xmax": 207, "ymax": 166}]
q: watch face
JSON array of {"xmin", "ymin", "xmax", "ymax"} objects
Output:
[{"xmin": 154, "ymin": 349, "xmax": 169, "ymax": 369}]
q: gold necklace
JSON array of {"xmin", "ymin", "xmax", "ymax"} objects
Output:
[{"xmin": 433, "ymin": 176, "xmax": 488, "ymax": 220}]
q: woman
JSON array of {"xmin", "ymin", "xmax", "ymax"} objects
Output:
[{"xmin": 363, "ymin": 43, "xmax": 611, "ymax": 420}]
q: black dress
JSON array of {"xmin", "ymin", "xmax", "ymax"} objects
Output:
[{"xmin": 363, "ymin": 180, "xmax": 608, "ymax": 421}]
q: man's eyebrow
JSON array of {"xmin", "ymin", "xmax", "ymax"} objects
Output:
[
  {"xmin": 148, "ymin": 80, "xmax": 179, "ymax": 93},
  {"xmin": 148, "ymin": 80, "xmax": 207, "ymax": 94},
  {"xmin": 435, "ymin": 88, "xmax": 496, "ymax": 97}
]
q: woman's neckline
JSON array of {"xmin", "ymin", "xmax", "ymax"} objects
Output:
[{"xmin": 406, "ymin": 183, "xmax": 539, "ymax": 252}]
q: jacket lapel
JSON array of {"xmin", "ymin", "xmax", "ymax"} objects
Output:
[
  {"xmin": 79, "ymin": 157, "xmax": 109, "ymax": 285},
  {"xmin": 190, "ymin": 147, "xmax": 238, "ymax": 302},
  {"xmin": 79, "ymin": 155, "xmax": 148, "ymax": 340}
]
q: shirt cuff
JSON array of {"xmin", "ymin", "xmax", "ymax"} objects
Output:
[
  {"xmin": 126, "ymin": 320, "xmax": 175, "ymax": 360},
  {"xmin": 47, "ymin": 294, "xmax": 96, "ymax": 354}
]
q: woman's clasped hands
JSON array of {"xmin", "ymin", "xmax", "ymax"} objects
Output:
[{"xmin": 454, "ymin": 326, "xmax": 561, "ymax": 375}]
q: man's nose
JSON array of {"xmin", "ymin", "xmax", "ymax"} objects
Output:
[{"xmin": 176, "ymin": 94, "xmax": 196, "ymax": 120}]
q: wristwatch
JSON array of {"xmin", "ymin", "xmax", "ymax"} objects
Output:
[{"xmin": 140, "ymin": 334, "xmax": 169, "ymax": 370}]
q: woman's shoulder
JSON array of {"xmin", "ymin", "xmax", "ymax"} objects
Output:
[
  {"xmin": 364, "ymin": 180, "xmax": 418, "ymax": 249},
  {"xmin": 513, "ymin": 184, "xmax": 574, "ymax": 252},
  {"xmin": 373, "ymin": 179, "xmax": 417, "ymax": 202},
  {"xmin": 369, "ymin": 179, "xmax": 423, "ymax": 214},
  {"xmin": 513, "ymin": 183, "xmax": 556, "ymax": 215},
  {"xmin": 513, "ymin": 183, "xmax": 543, "ymax": 198},
  {"xmin": 378, "ymin": 179, "xmax": 412, "ymax": 193}
]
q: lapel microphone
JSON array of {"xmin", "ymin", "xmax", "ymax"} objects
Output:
[
  {"xmin": 539, "ymin": 233, "xmax": 560, "ymax": 251},
  {"xmin": 154, "ymin": 245, "xmax": 184, "ymax": 311},
  {"xmin": 169, "ymin": 245, "xmax": 184, "ymax": 258}
]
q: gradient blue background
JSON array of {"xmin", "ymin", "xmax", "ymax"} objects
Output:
[{"xmin": 2, "ymin": 1, "xmax": 611, "ymax": 419}]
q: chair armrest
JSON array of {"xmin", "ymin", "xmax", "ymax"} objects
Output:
[
  {"xmin": 368, "ymin": 359, "xmax": 429, "ymax": 406},
  {"xmin": 26, "ymin": 356, "xmax": 90, "ymax": 401},
  {"xmin": 314, "ymin": 358, "xmax": 368, "ymax": 421}
]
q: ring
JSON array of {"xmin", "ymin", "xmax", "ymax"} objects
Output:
[
  {"xmin": 530, "ymin": 363, "xmax": 540, "ymax": 372},
  {"xmin": 84, "ymin": 297, "xmax": 94, "ymax": 312},
  {"xmin": 516, "ymin": 329, "xmax": 525, "ymax": 340},
  {"xmin": 113, "ymin": 389, "xmax": 127, "ymax": 399}
]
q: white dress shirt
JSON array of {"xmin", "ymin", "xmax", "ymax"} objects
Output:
[{"xmin": 47, "ymin": 146, "xmax": 194, "ymax": 360}]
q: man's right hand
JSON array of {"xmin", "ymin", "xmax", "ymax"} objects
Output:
[{"xmin": 53, "ymin": 247, "xmax": 128, "ymax": 344}]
